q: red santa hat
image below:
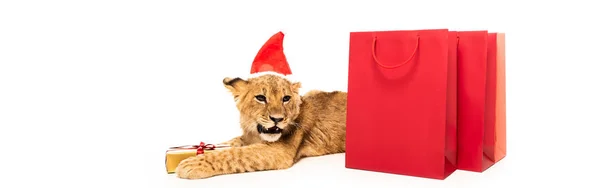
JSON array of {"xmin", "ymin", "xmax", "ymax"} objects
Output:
[{"xmin": 247, "ymin": 31, "xmax": 295, "ymax": 82}]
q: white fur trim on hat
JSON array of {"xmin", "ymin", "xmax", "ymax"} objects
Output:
[{"xmin": 246, "ymin": 71, "xmax": 297, "ymax": 82}]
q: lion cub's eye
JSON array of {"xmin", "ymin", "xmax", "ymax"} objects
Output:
[
  {"xmin": 255, "ymin": 95, "xmax": 266, "ymax": 102},
  {"xmin": 282, "ymin": 95, "xmax": 291, "ymax": 102}
]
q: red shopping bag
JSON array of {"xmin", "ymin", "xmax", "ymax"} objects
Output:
[
  {"xmin": 456, "ymin": 31, "xmax": 506, "ymax": 172},
  {"xmin": 346, "ymin": 29, "xmax": 458, "ymax": 180},
  {"xmin": 492, "ymin": 33, "xmax": 507, "ymax": 164}
]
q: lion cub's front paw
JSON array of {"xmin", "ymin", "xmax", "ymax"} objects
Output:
[{"xmin": 175, "ymin": 155, "xmax": 215, "ymax": 179}]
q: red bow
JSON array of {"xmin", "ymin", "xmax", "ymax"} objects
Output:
[{"xmin": 169, "ymin": 142, "xmax": 217, "ymax": 155}]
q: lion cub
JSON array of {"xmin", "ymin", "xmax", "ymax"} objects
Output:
[{"xmin": 175, "ymin": 74, "xmax": 347, "ymax": 179}]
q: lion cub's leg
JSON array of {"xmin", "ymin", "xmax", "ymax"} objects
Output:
[
  {"xmin": 221, "ymin": 136, "xmax": 244, "ymax": 147},
  {"xmin": 176, "ymin": 143, "xmax": 296, "ymax": 179}
]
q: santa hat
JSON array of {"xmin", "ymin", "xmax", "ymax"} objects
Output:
[{"xmin": 246, "ymin": 31, "xmax": 296, "ymax": 82}]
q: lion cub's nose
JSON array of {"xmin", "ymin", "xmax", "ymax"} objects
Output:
[{"xmin": 269, "ymin": 116, "xmax": 284, "ymax": 123}]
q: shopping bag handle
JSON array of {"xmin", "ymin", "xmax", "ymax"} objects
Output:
[{"xmin": 371, "ymin": 35, "xmax": 420, "ymax": 69}]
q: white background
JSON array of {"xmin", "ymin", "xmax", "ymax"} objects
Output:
[{"xmin": 1, "ymin": 0, "xmax": 599, "ymax": 187}]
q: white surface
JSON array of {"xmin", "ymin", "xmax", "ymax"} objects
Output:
[{"xmin": 1, "ymin": 0, "xmax": 599, "ymax": 187}]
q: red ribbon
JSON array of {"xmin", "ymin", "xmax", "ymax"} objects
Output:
[{"xmin": 169, "ymin": 142, "xmax": 217, "ymax": 155}]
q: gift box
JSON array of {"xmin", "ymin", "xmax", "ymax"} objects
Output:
[{"xmin": 165, "ymin": 142, "xmax": 230, "ymax": 174}]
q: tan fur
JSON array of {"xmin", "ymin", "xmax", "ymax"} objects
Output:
[{"xmin": 175, "ymin": 74, "xmax": 347, "ymax": 179}]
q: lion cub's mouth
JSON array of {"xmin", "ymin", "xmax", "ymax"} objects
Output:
[{"xmin": 257, "ymin": 124, "xmax": 282, "ymax": 134}]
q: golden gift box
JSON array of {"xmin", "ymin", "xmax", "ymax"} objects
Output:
[{"xmin": 165, "ymin": 142, "xmax": 230, "ymax": 174}]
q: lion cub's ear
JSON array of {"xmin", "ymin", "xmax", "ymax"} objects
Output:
[
  {"xmin": 223, "ymin": 77, "xmax": 248, "ymax": 95},
  {"xmin": 291, "ymin": 82, "xmax": 302, "ymax": 94}
]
